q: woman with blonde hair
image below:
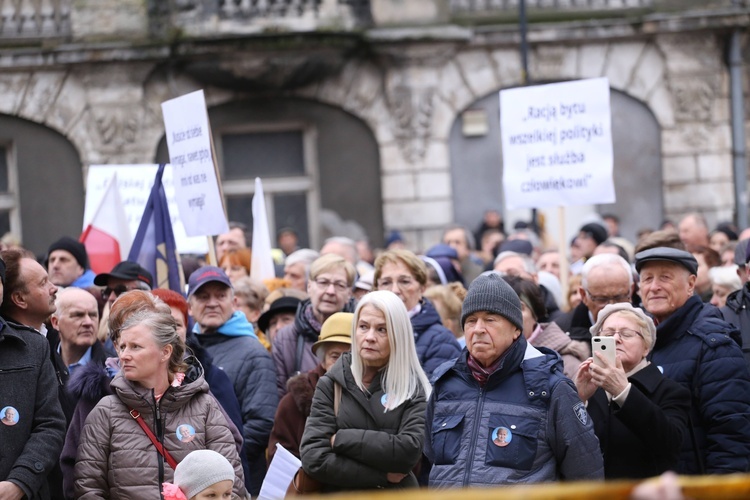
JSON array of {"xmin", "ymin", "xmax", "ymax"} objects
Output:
[
  {"xmin": 423, "ymin": 282, "xmax": 466, "ymax": 347},
  {"xmin": 74, "ymin": 291, "xmax": 247, "ymax": 498},
  {"xmin": 299, "ymin": 291, "xmax": 430, "ymax": 492}
]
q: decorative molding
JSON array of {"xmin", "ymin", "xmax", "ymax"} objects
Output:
[{"xmin": 386, "ymin": 84, "xmax": 435, "ymax": 164}]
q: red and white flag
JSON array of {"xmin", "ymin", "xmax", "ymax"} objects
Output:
[{"xmin": 80, "ymin": 174, "xmax": 132, "ymax": 274}]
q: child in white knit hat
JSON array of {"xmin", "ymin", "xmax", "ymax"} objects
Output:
[{"xmin": 162, "ymin": 450, "xmax": 235, "ymax": 500}]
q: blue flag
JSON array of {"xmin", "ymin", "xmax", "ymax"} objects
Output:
[{"xmin": 128, "ymin": 164, "xmax": 185, "ymax": 294}]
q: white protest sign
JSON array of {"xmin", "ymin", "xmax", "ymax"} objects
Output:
[
  {"xmin": 161, "ymin": 90, "xmax": 229, "ymax": 236},
  {"xmin": 84, "ymin": 165, "xmax": 209, "ymax": 255},
  {"xmin": 500, "ymin": 77, "xmax": 614, "ymax": 210}
]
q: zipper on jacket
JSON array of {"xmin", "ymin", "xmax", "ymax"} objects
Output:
[
  {"xmin": 154, "ymin": 391, "xmax": 166, "ymax": 499},
  {"xmin": 463, "ymin": 385, "xmax": 485, "ymax": 486}
]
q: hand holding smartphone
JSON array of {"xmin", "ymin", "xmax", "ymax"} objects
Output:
[{"xmin": 592, "ymin": 336, "xmax": 616, "ymax": 367}]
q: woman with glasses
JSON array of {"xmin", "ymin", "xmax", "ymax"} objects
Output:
[
  {"xmin": 373, "ymin": 250, "xmax": 461, "ymax": 378},
  {"xmin": 299, "ymin": 291, "xmax": 430, "ymax": 492},
  {"xmin": 574, "ymin": 303, "xmax": 691, "ymax": 479},
  {"xmin": 273, "ymin": 253, "xmax": 357, "ymax": 397}
]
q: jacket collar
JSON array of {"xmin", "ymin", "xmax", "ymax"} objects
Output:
[
  {"xmin": 654, "ymin": 295, "xmax": 703, "ymax": 348},
  {"xmin": 628, "ymin": 362, "xmax": 663, "ymax": 395}
]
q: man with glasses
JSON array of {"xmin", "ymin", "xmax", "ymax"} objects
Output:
[
  {"xmin": 93, "ymin": 261, "xmax": 153, "ymax": 307},
  {"xmin": 555, "ymin": 253, "xmax": 633, "ymax": 349},
  {"xmin": 635, "ymin": 247, "xmax": 750, "ymax": 474},
  {"xmin": 273, "ymin": 253, "xmax": 356, "ymax": 397}
]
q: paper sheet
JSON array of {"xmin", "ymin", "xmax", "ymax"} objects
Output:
[{"xmin": 258, "ymin": 443, "xmax": 302, "ymax": 500}]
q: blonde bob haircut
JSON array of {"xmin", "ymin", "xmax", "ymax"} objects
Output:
[
  {"xmin": 310, "ymin": 253, "xmax": 356, "ymax": 287},
  {"xmin": 350, "ymin": 290, "xmax": 431, "ymax": 411},
  {"xmin": 374, "ymin": 249, "xmax": 428, "ymax": 287}
]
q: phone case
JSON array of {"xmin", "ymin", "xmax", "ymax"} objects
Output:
[{"xmin": 592, "ymin": 336, "xmax": 616, "ymax": 367}]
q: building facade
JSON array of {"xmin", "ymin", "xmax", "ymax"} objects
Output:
[{"xmin": 1, "ymin": 0, "xmax": 748, "ymax": 254}]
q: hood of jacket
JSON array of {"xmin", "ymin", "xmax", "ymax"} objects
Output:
[
  {"xmin": 724, "ymin": 283, "xmax": 749, "ymax": 313},
  {"xmin": 411, "ymin": 298, "xmax": 443, "ymax": 335},
  {"xmin": 110, "ymin": 355, "xmax": 209, "ymax": 412}
]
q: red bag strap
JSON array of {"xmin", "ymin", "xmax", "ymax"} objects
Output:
[{"xmin": 129, "ymin": 408, "xmax": 178, "ymax": 470}]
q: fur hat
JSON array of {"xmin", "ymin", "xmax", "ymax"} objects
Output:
[
  {"xmin": 461, "ymin": 272, "xmax": 523, "ymax": 331},
  {"xmin": 171, "ymin": 450, "xmax": 234, "ymax": 499}
]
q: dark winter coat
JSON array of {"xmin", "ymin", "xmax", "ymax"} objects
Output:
[
  {"xmin": 268, "ymin": 363, "xmax": 326, "ymax": 463},
  {"xmin": 650, "ymin": 295, "xmax": 750, "ymax": 474},
  {"xmin": 196, "ymin": 330, "xmax": 278, "ymax": 495},
  {"xmin": 273, "ymin": 299, "xmax": 356, "ymax": 397},
  {"xmin": 74, "ymin": 360, "xmax": 247, "ymax": 499},
  {"xmin": 411, "ymin": 298, "xmax": 461, "ymax": 378},
  {"xmin": 425, "ymin": 338, "xmax": 603, "ymax": 488},
  {"xmin": 587, "ymin": 362, "xmax": 691, "ymax": 479},
  {"xmin": 721, "ymin": 283, "xmax": 750, "ymax": 365},
  {"xmin": 300, "ymin": 352, "xmax": 427, "ymax": 492},
  {"xmin": 0, "ymin": 320, "xmax": 66, "ymax": 500}
]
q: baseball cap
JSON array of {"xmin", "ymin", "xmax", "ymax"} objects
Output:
[
  {"xmin": 94, "ymin": 261, "xmax": 153, "ymax": 288},
  {"xmin": 187, "ymin": 266, "xmax": 232, "ymax": 297}
]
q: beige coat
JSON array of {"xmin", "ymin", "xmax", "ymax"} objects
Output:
[{"xmin": 74, "ymin": 360, "xmax": 247, "ymax": 499}]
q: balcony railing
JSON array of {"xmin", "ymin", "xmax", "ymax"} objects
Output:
[
  {"xmin": 0, "ymin": 0, "xmax": 70, "ymax": 40},
  {"xmin": 450, "ymin": 0, "xmax": 749, "ymax": 16}
]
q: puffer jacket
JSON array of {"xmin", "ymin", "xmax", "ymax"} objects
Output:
[
  {"xmin": 649, "ymin": 295, "xmax": 750, "ymax": 474},
  {"xmin": 74, "ymin": 358, "xmax": 247, "ymax": 499},
  {"xmin": 411, "ymin": 298, "xmax": 461, "ymax": 378},
  {"xmin": 721, "ymin": 283, "xmax": 750, "ymax": 365},
  {"xmin": 425, "ymin": 337, "xmax": 603, "ymax": 488},
  {"xmin": 529, "ymin": 322, "xmax": 589, "ymax": 379},
  {"xmin": 300, "ymin": 352, "xmax": 427, "ymax": 492},
  {"xmin": 273, "ymin": 299, "xmax": 355, "ymax": 397}
]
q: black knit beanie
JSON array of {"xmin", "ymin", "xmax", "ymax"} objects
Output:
[
  {"xmin": 46, "ymin": 236, "xmax": 89, "ymax": 269},
  {"xmin": 461, "ymin": 273, "xmax": 523, "ymax": 331}
]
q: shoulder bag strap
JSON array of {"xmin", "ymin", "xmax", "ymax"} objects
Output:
[
  {"xmin": 129, "ymin": 408, "xmax": 179, "ymax": 471},
  {"xmin": 294, "ymin": 334, "xmax": 305, "ymax": 375}
]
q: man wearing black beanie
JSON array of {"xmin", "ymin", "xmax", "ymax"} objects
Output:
[{"xmin": 45, "ymin": 236, "xmax": 96, "ymax": 288}]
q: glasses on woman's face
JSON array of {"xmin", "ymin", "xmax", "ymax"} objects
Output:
[
  {"xmin": 599, "ymin": 328, "xmax": 643, "ymax": 340},
  {"xmin": 376, "ymin": 277, "xmax": 416, "ymax": 290}
]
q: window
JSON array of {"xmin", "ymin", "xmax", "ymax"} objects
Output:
[
  {"xmin": 218, "ymin": 124, "xmax": 319, "ymax": 249},
  {"xmin": 0, "ymin": 143, "xmax": 20, "ymax": 238}
]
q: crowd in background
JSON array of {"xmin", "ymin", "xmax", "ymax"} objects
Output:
[{"xmin": 1, "ymin": 208, "xmax": 750, "ymax": 499}]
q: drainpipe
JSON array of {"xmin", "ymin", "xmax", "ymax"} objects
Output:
[{"xmin": 729, "ymin": 12, "xmax": 747, "ymax": 229}]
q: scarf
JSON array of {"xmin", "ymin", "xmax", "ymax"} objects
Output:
[{"xmin": 467, "ymin": 353, "xmax": 504, "ymax": 386}]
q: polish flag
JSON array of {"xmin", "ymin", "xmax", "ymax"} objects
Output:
[{"xmin": 80, "ymin": 174, "xmax": 132, "ymax": 274}]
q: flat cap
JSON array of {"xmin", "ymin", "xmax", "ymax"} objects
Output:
[{"xmin": 634, "ymin": 247, "xmax": 698, "ymax": 275}]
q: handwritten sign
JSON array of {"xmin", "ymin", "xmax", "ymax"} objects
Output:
[
  {"xmin": 500, "ymin": 77, "xmax": 614, "ymax": 210},
  {"xmin": 161, "ymin": 90, "xmax": 228, "ymax": 236},
  {"xmin": 84, "ymin": 165, "xmax": 209, "ymax": 255}
]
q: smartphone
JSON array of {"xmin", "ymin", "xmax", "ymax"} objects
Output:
[{"xmin": 592, "ymin": 336, "xmax": 616, "ymax": 367}]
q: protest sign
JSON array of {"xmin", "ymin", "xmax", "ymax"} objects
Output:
[
  {"xmin": 500, "ymin": 77, "xmax": 614, "ymax": 210},
  {"xmin": 84, "ymin": 164, "xmax": 208, "ymax": 255},
  {"xmin": 161, "ymin": 90, "xmax": 229, "ymax": 237}
]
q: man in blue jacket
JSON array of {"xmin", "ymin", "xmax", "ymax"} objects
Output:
[
  {"xmin": 188, "ymin": 266, "xmax": 278, "ymax": 496},
  {"xmin": 425, "ymin": 273, "xmax": 603, "ymax": 487},
  {"xmin": 635, "ymin": 247, "xmax": 750, "ymax": 474}
]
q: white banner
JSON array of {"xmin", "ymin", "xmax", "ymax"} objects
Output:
[
  {"xmin": 84, "ymin": 164, "xmax": 209, "ymax": 255},
  {"xmin": 500, "ymin": 77, "xmax": 614, "ymax": 210},
  {"xmin": 161, "ymin": 89, "xmax": 229, "ymax": 236}
]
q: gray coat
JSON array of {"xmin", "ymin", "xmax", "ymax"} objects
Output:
[
  {"xmin": 0, "ymin": 321, "xmax": 66, "ymax": 499},
  {"xmin": 426, "ymin": 338, "xmax": 604, "ymax": 487}
]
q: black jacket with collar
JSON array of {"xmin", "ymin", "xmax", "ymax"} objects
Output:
[{"xmin": 587, "ymin": 362, "xmax": 691, "ymax": 479}]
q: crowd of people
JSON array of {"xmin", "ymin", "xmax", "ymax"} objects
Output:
[{"xmin": 1, "ymin": 210, "xmax": 750, "ymax": 499}]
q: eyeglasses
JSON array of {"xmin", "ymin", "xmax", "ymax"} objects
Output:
[
  {"xmin": 101, "ymin": 285, "xmax": 138, "ymax": 300},
  {"xmin": 599, "ymin": 328, "xmax": 643, "ymax": 340},
  {"xmin": 585, "ymin": 290, "xmax": 630, "ymax": 305},
  {"xmin": 314, "ymin": 278, "xmax": 349, "ymax": 292},
  {"xmin": 376, "ymin": 277, "xmax": 416, "ymax": 290}
]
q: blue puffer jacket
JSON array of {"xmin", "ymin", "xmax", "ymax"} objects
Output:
[
  {"xmin": 411, "ymin": 298, "xmax": 461, "ymax": 378},
  {"xmin": 425, "ymin": 336, "xmax": 603, "ymax": 487},
  {"xmin": 649, "ymin": 295, "xmax": 750, "ymax": 474}
]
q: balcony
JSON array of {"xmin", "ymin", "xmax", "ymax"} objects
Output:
[{"xmin": 0, "ymin": 0, "xmax": 70, "ymax": 41}]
